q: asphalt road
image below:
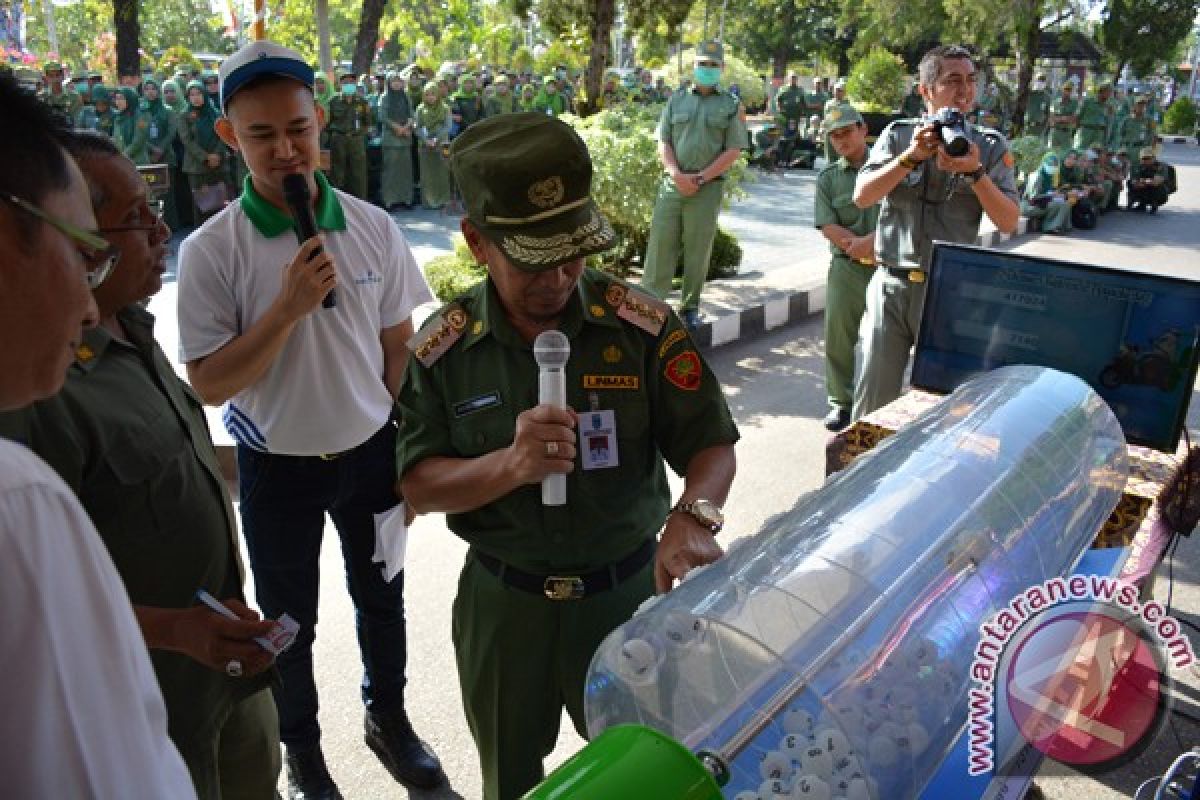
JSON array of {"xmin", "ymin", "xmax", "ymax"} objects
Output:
[{"xmin": 241, "ymin": 142, "xmax": 1200, "ymax": 798}]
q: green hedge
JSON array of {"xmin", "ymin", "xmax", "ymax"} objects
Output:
[
  {"xmin": 1164, "ymin": 98, "xmax": 1196, "ymax": 135},
  {"xmin": 422, "ymin": 105, "xmax": 748, "ymax": 303}
]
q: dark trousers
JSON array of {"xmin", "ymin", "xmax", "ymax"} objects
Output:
[{"xmin": 237, "ymin": 423, "xmax": 407, "ymax": 750}]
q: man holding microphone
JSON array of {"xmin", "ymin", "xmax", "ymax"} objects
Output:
[
  {"xmin": 177, "ymin": 42, "xmax": 443, "ymax": 799},
  {"xmin": 851, "ymin": 44, "xmax": 1019, "ymax": 420},
  {"xmin": 396, "ymin": 112, "xmax": 739, "ymax": 800}
]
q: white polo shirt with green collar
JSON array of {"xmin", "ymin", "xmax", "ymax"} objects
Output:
[{"xmin": 177, "ymin": 172, "xmax": 432, "ymax": 456}]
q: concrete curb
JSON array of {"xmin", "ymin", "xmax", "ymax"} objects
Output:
[{"xmin": 692, "ymin": 217, "xmax": 1033, "ymax": 350}]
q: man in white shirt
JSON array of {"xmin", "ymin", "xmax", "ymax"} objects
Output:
[
  {"xmin": 177, "ymin": 42, "xmax": 443, "ymax": 799},
  {"xmin": 0, "ymin": 71, "xmax": 196, "ymax": 799}
]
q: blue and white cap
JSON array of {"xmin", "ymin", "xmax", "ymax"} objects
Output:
[{"xmin": 218, "ymin": 40, "xmax": 314, "ymax": 112}]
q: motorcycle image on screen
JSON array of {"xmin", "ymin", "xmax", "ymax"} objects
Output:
[{"xmin": 1099, "ymin": 329, "xmax": 1191, "ymax": 391}]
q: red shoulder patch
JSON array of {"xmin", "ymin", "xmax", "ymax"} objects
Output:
[{"xmin": 664, "ymin": 350, "xmax": 702, "ymax": 391}]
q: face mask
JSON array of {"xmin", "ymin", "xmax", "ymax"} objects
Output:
[
  {"xmin": 693, "ymin": 66, "xmax": 721, "ymax": 87},
  {"xmin": 342, "ymin": 83, "xmax": 357, "ymax": 96}
]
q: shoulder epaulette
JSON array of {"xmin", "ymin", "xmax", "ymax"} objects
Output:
[
  {"xmin": 604, "ymin": 281, "xmax": 668, "ymax": 336},
  {"xmin": 407, "ymin": 303, "xmax": 469, "ymax": 367}
]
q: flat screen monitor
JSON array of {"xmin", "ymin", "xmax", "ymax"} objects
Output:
[{"xmin": 912, "ymin": 242, "xmax": 1200, "ymax": 452}]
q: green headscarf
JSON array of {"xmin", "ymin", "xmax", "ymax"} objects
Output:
[
  {"xmin": 112, "ymin": 86, "xmax": 141, "ymax": 144},
  {"xmin": 382, "ymin": 70, "xmax": 411, "ymax": 120},
  {"xmin": 185, "ymin": 79, "xmax": 219, "ymax": 150},
  {"xmin": 91, "ymin": 85, "xmax": 111, "ymax": 107},
  {"xmin": 417, "ymin": 82, "xmax": 448, "ymax": 126},
  {"xmin": 140, "ymin": 78, "xmax": 172, "ymax": 131},
  {"xmin": 452, "ymin": 74, "xmax": 477, "ymax": 100},
  {"xmin": 161, "ymin": 78, "xmax": 187, "ymax": 114},
  {"xmin": 314, "ymin": 71, "xmax": 335, "ymax": 115}
]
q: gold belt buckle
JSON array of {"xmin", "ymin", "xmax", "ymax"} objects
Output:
[
  {"xmin": 319, "ymin": 451, "xmax": 342, "ymax": 461},
  {"xmin": 543, "ymin": 576, "xmax": 585, "ymax": 601},
  {"xmin": 908, "ymin": 270, "xmax": 926, "ymax": 284}
]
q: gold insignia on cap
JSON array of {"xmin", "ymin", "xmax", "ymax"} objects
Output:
[
  {"xmin": 605, "ymin": 283, "xmax": 627, "ymax": 308},
  {"xmin": 829, "ymin": 109, "xmax": 841, "ymax": 121},
  {"xmin": 75, "ymin": 344, "xmax": 95, "ymax": 363},
  {"xmin": 590, "ymin": 304, "xmax": 607, "ymax": 317},
  {"xmin": 704, "ymin": 43, "xmax": 718, "ymax": 54},
  {"xmin": 447, "ymin": 308, "xmax": 468, "ymax": 331},
  {"xmin": 472, "ymin": 319, "xmax": 484, "ymax": 335},
  {"xmin": 527, "ymin": 176, "xmax": 565, "ymax": 210},
  {"xmin": 602, "ymin": 345, "xmax": 622, "ymax": 363}
]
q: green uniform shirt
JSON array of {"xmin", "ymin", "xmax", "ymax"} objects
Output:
[
  {"xmin": 807, "ymin": 90, "xmax": 830, "ymax": 117},
  {"xmin": 1117, "ymin": 115, "xmax": 1154, "ymax": 150},
  {"xmin": 1077, "ymin": 96, "xmax": 1110, "ymax": 129},
  {"xmin": 395, "ymin": 271, "xmax": 740, "ymax": 573},
  {"xmin": 1024, "ymin": 89, "xmax": 1050, "ymax": 128},
  {"xmin": 40, "ymin": 87, "xmax": 82, "ymax": 119},
  {"xmin": 1049, "ymin": 95, "xmax": 1079, "ymax": 131},
  {"xmin": 656, "ymin": 87, "xmax": 747, "ymax": 174},
  {"xmin": 861, "ymin": 119, "xmax": 1018, "ymax": 270},
  {"xmin": 114, "ymin": 109, "xmax": 153, "ymax": 165},
  {"xmin": 815, "ymin": 156, "xmax": 880, "ymax": 259},
  {"xmin": 775, "ymin": 86, "xmax": 805, "ymax": 121},
  {"xmin": 327, "ymin": 94, "xmax": 372, "ymax": 136},
  {"xmin": 0, "ymin": 306, "xmax": 264, "ymax": 744}
]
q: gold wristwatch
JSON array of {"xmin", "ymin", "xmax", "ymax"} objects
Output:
[{"xmin": 671, "ymin": 498, "xmax": 724, "ymax": 534}]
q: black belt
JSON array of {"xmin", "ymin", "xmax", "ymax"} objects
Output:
[
  {"xmin": 473, "ymin": 539, "xmax": 656, "ymax": 601},
  {"xmin": 883, "ymin": 267, "xmax": 926, "ymax": 284}
]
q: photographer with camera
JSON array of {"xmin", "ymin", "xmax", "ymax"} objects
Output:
[{"xmin": 851, "ymin": 45, "xmax": 1019, "ymax": 419}]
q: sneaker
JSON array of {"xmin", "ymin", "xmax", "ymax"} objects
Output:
[
  {"xmin": 680, "ymin": 308, "xmax": 701, "ymax": 331},
  {"xmin": 823, "ymin": 407, "xmax": 852, "ymax": 432},
  {"xmin": 285, "ymin": 744, "xmax": 343, "ymax": 800},
  {"xmin": 364, "ymin": 709, "xmax": 446, "ymax": 790}
]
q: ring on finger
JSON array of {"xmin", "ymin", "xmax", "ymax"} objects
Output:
[
  {"xmin": 545, "ymin": 440, "xmax": 559, "ymax": 457},
  {"xmin": 225, "ymin": 659, "xmax": 243, "ymax": 678}
]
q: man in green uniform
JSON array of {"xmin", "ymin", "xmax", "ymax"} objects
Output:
[
  {"xmin": 1023, "ymin": 73, "xmax": 1051, "ymax": 139},
  {"xmin": 327, "ymin": 71, "xmax": 371, "ymax": 199},
  {"xmin": 808, "ymin": 77, "xmax": 831, "ymax": 125},
  {"xmin": 641, "ymin": 40, "xmax": 747, "ymax": 330},
  {"xmin": 852, "ymin": 44, "xmax": 1019, "ymax": 419},
  {"xmin": 1115, "ymin": 97, "xmax": 1154, "ymax": 155},
  {"xmin": 396, "ymin": 111, "xmax": 738, "ymax": 800},
  {"xmin": 1047, "ymin": 82, "xmax": 1079, "ymax": 152},
  {"xmin": 814, "ymin": 104, "xmax": 879, "ymax": 432},
  {"xmin": 38, "ymin": 60, "xmax": 82, "ymax": 122},
  {"xmin": 821, "ymin": 79, "xmax": 848, "ymax": 162},
  {"xmin": 0, "ymin": 131, "xmax": 282, "ymax": 799},
  {"xmin": 1127, "ymin": 146, "xmax": 1170, "ymax": 212},
  {"xmin": 774, "ymin": 72, "xmax": 806, "ymax": 164},
  {"xmin": 1074, "ymin": 83, "xmax": 1112, "ymax": 149}
]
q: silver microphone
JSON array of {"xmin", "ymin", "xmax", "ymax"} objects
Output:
[{"xmin": 533, "ymin": 330, "xmax": 570, "ymax": 506}]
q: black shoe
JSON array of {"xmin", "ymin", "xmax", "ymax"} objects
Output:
[
  {"xmin": 364, "ymin": 709, "xmax": 446, "ymax": 790},
  {"xmin": 285, "ymin": 744, "xmax": 343, "ymax": 800},
  {"xmin": 823, "ymin": 407, "xmax": 852, "ymax": 432}
]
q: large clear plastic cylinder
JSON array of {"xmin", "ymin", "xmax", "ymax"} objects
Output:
[{"xmin": 585, "ymin": 366, "xmax": 1128, "ymax": 800}]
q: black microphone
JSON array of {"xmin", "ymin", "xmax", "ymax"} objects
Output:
[{"xmin": 282, "ymin": 173, "xmax": 335, "ymax": 309}]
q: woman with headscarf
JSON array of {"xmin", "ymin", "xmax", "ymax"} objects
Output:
[
  {"xmin": 140, "ymin": 77, "xmax": 183, "ymax": 228},
  {"xmin": 379, "ymin": 71, "xmax": 415, "ymax": 210},
  {"xmin": 450, "ymin": 73, "xmax": 484, "ymax": 135},
  {"xmin": 1021, "ymin": 152, "xmax": 1072, "ymax": 234},
  {"xmin": 178, "ymin": 79, "xmax": 230, "ymax": 221},
  {"xmin": 112, "ymin": 87, "xmax": 152, "ymax": 165},
  {"xmin": 518, "ymin": 82, "xmax": 537, "ymax": 112},
  {"xmin": 77, "ymin": 85, "xmax": 116, "ymax": 136},
  {"xmin": 414, "ymin": 82, "xmax": 451, "ymax": 210},
  {"xmin": 314, "ymin": 71, "xmax": 335, "ymax": 149},
  {"xmin": 532, "ymin": 75, "xmax": 566, "ymax": 116},
  {"xmin": 161, "ymin": 78, "xmax": 187, "ymax": 114}
]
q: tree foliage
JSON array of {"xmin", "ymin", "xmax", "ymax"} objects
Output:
[
  {"xmin": 1099, "ymin": 0, "xmax": 1199, "ymax": 79},
  {"xmin": 661, "ymin": 46, "xmax": 768, "ymax": 110},
  {"xmin": 723, "ymin": 0, "xmax": 843, "ymax": 78},
  {"xmin": 846, "ymin": 47, "xmax": 906, "ymax": 112}
]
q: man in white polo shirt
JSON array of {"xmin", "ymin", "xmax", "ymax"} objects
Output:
[{"xmin": 177, "ymin": 42, "xmax": 444, "ymax": 799}]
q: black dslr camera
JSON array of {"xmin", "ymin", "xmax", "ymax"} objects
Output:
[{"xmin": 929, "ymin": 108, "xmax": 970, "ymax": 157}]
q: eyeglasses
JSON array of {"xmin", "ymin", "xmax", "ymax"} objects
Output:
[
  {"xmin": 98, "ymin": 204, "xmax": 165, "ymax": 235},
  {"xmin": 2, "ymin": 193, "xmax": 119, "ymax": 289}
]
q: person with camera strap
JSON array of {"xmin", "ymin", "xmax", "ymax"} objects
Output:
[{"xmin": 850, "ymin": 44, "xmax": 1019, "ymax": 420}]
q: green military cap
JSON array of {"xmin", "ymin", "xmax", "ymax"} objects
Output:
[
  {"xmin": 43, "ymin": 61, "xmax": 63, "ymax": 73},
  {"xmin": 1134, "ymin": 96, "xmax": 1147, "ymax": 105},
  {"xmin": 494, "ymin": 74, "xmax": 510, "ymax": 85},
  {"xmin": 696, "ymin": 40, "xmax": 724, "ymax": 64},
  {"xmin": 1139, "ymin": 147, "xmax": 1154, "ymax": 159},
  {"xmin": 89, "ymin": 69, "xmax": 103, "ymax": 79},
  {"xmin": 91, "ymin": 85, "xmax": 111, "ymax": 102},
  {"xmin": 543, "ymin": 74, "xmax": 557, "ymax": 86},
  {"xmin": 1117, "ymin": 147, "xmax": 1129, "ymax": 155},
  {"xmin": 450, "ymin": 111, "xmax": 616, "ymax": 272},
  {"xmin": 824, "ymin": 102, "xmax": 863, "ymax": 132}
]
